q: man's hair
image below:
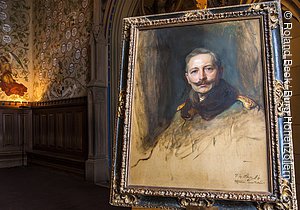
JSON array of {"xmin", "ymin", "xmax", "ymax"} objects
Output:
[{"xmin": 185, "ymin": 48, "xmax": 222, "ymax": 72}]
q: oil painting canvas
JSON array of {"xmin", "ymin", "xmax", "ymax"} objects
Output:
[{"xmin": 128, "ymin": 18, "xmax": 269, "ymax": 192}]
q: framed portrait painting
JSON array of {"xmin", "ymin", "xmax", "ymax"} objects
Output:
[{"xmin": 111, "ymin": 1, "xmax": 297, "ymax": 209}]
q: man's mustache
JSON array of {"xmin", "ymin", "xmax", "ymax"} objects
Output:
[{"xmin": 192, "ymin": 80, "xmax": 214, "ymax": 86}]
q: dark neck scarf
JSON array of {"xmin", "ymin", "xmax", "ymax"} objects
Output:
[{"xmin": 181, "ymin": 79, "xmax": 238, "ymax": 121}]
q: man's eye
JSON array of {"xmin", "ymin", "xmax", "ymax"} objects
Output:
[
  {"xmin": 190, "ymin": 69, "xmax": 198, "ymax": 74},
  {"xmin": 204, "ymin": 67, "xmax": 213, "ymax": 72}
]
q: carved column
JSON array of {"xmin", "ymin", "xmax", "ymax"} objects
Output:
[{"xmin": 85, "ymin": 0, "xmax": 110, "ymax": 185}]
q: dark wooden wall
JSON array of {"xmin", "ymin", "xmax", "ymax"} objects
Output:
[
  {"xmin": 0, "ymin": 105, "xmax": 32, "ymax": 167},
  {"xmin": 32, "ymin": 99, "xmax": 87, "ymax": 156},
  {"xmin": 0, "ymin": 97, "xmax": 88, "ymax": 176}
]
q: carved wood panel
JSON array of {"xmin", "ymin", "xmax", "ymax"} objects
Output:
[
  {"xmin": 0, "ymin": 107, "xmax": 32, "ymax": 167},
  {"xmin": 74, "ymin": 111, "xmax": 83, "ymax": 151},
  {"xmin": 0, "ymin": 109, "xmax": 20, "ymax": 150},
  {"xmin": 3, "ymin": 113, "xmax": 15, "ymax": 147},
  {"xmin": 56, "ymin": 113, "xmax": 64, "ymax": 148},
  {"xmin": 40, "ymin": 114, "xmax": 47, "ymax": 146},
  {"xmin": 48, "ymin": 113, "xmax": 55, "ymax": 147},
  {"xmin": 32, "ymin": 98, "xmax": 87, "ymax": 158},
  {"xmin": 33, "ymin": 114, "xmax": 40, "ymax": 146}
]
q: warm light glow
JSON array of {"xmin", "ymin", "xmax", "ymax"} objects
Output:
[
  {"xmin": 12, "ymin": 97, "xmax": 28, "ymax": 105},
  {"xmin": 196, "ymin": 0, "xmax": 207, "ymax": 9},
  {"xmin": 33, "ymin": 83, "xmax": 50, "ymax": 102}
]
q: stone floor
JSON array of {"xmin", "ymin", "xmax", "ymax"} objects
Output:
[{"xmin": 0, "ymin": 166, "xmax": 130, "ymax": 210}]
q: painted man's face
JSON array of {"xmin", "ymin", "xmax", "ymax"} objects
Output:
[{"xmin": 185, "ymin": 53, "xmax": 222, "ymax": 95}]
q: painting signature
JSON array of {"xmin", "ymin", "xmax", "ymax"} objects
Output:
[{"xmin": 234, "ymin": 173, "xmax": 265, "ymax": 185}]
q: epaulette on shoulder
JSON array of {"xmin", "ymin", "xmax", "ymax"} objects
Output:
[
  {"xmin": 177, "ymin": 102, "xmax": 186, "ymax": 111},
  {"xmin": 237, "ymin": 95, "xmax": 258, "ymax": 110}
]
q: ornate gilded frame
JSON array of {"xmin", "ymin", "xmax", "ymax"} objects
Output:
[{"xmin": 110, "ymin": 1, "xmax": 297, "ymax": 209}]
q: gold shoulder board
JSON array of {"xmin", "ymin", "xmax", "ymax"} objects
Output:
[
  {"xmin": 237, "ymin": 95, "xmax": 258, "ymax": 110},
  {"xmin": 177, "ymin": 102, "xmax": 186, "ymax": 111}
]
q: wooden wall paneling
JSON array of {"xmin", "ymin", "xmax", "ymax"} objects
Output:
[
  {"xmin": 0, "ymin": 107, "xmax": 29, "ymax": 168},
  {"xmin": 33, "ymin": 113, "xmax": 40, "ymax": 147},
  {"xmin": 22, "ymin": 109, "xmax": 32, "ymax": 151},
  {"xmin": 28, "ymin": 97, "xmax": 88, "ymax": 175},
  {"xmin": 0, "ymin": 109, "xmax": 3, "ymax": 149},
  {"xmin": 32, "ymin": 98, "xmax": 87, "ymax": 153},
  {"xmin": 64, "ymin": 111, "xmax": 74, "ymax": 151},
  {"xmin": 74, "ymin": 110, "xmax": 83, "ymax": 152},
  {"xmin": 18, "ymin": 109, "xmax": 32, "ymax": 165},
  {"xmin": 17, "ymin": 111, "xmax": 24, "ymax": 163},
  {"xmin": 3, "ymin": 113, "xmax": 13, "ymax": 147},
  {"xmin": 32, "ymin": 99, "xmax": 87, "ymax": 156},
  {"xmin": 40, "ymin": 113, "xmax": 48, "ymax": 147},
  {"xmin": 56, "ymin": 112, "xmax": 64, "ymax": 149},
  {"xmin": 3, "ymin": 111, "xmax": 18, "ymax": 149},
  {"xmin": 48, "ymin": 113, "xmax": 55, "ymax": 147},
  {"xmin": 17, "ymin": 111, "xmax": 22, "ymax": 148},
  {"xmin": 0, "ymin": 98, "xmax": 87, "ymax": 171}
]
